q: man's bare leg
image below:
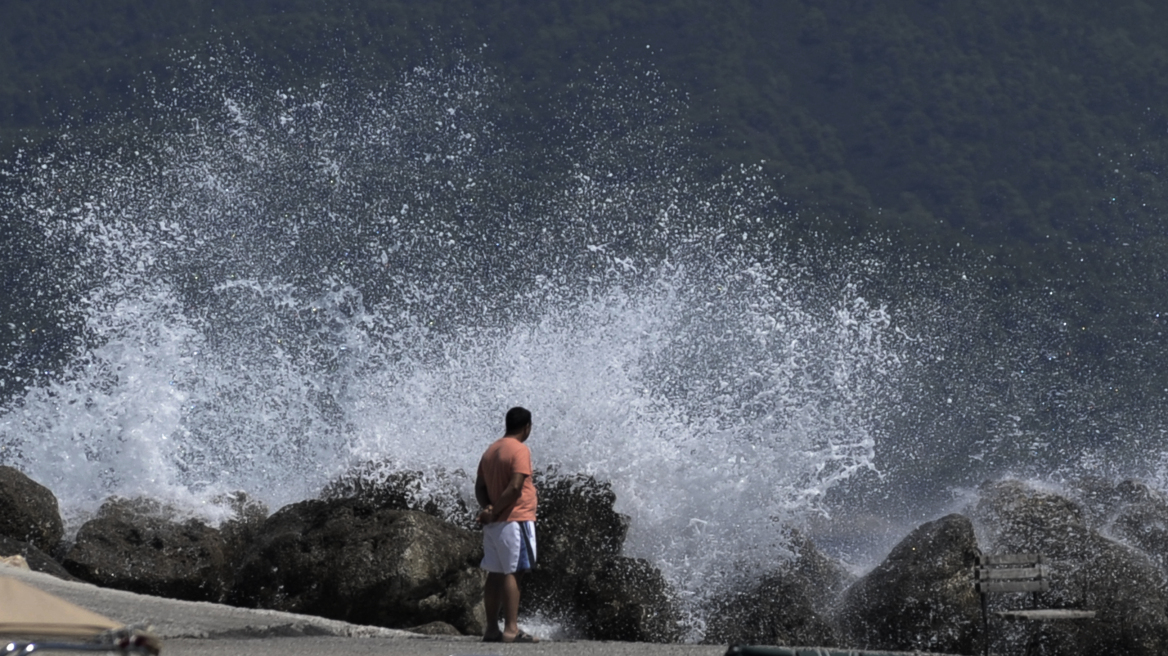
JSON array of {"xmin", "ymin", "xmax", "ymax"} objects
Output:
[
  {"xmin": 500, "ymin": 572, "xmax": 521, "ymax": 641},
  {"xmin": 482, "ymin": 572, "xmax": 505, "ymax": 640},
  {"xmin": 485, "ymin": 572, "xmax": 537, "ymax": 642}
]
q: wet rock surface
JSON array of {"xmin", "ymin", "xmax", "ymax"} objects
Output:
[
  {"xmin": 0, "ymin": 466, "xmax": 64, "ymax": 553},
  {"xmin": 577, "ymin": 556, "xmax": 682, "ymax": 642},
  {"xmin": 704, "ymin": 533, "xmax": 849, "ymax": 647},
  {"xmin": 1099, "ymin": 479, "xmax": 1168, "ymax": 571},
  {"xmin": 404, "ymin": 620, "xmax": 463, "ymax": 636},
  {"xmin": 18, "ymin": 471, "xmax": 1168, "ymax": 651},
  {"xmin": 0, "ymin": 534, "xmax": 79, "ymax": 581},
  {"xmin": 320, "ymin": 463, "xmax": 472, "ymax": 528},
  {"xmin": 213, "ymin": 491, "xmax": 269, "ymax": 567},
  {"xmin": 521, "ymin": 474, "xmax": 617, "ymax": 616},
  {"xmin": 974, "ymin": 480, "xmax": 1168, "ymax": 656},
  {"xmin": 976, "ymin": 480, "xmax": 1092, "ymax": 559},
  {"xmin": 230, "ymin": 498, "xmax": 485, "ymax": 635},
  {"xmin": 520, "ymin": 471, "xmax": 681, "ymax": 641},
  {"xmin": 835, "ymin": 513, "xmax": 981, "ymax": 655},
  {"xmin": 62, "ymin": 497, "xmax": 230, "ymax": 602}
]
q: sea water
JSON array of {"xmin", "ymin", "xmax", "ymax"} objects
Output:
[{"xmin": 1, "ymin": 57, "xmax": 1163, "ymax": 626}]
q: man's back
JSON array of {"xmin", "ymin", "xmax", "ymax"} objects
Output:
[{"xmin": 478, "ymin": 436, "xmax": 537, "ymax": 522}]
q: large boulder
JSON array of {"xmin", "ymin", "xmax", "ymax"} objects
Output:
[
  {"xmin": 62, "ymin": 497, "xmax": 230, "ymax": 602},
  {"xmin": 0, "ymin": 535, "xmax": 79, "ymax": 581},
  {"xmin": 974, "ymin": 480, "xmax": 1168, "ymax": 656},
  {"xmin": 577, "ymin": 556, "xmax": 682, "ymax": 642},
  {"xmin": 0, "ymin": 466, "xmax": 64, "ymax": 553},
  {"xmin": 704, "ymin": 533, "xmax": 849, "ymax": 647},
  {"xmin": 1069, "ymin": 475, "xmax": 1130, "ymax": 527},
  {"xmin": 229, "ymin": 499, "xmax": 485, "ymax": 635},
  {"xmin": 835, "ymin": 513, "xmax": 981, "ymax": 655},
  {"xmin": 321, "ymin": 466, "xmax": 682, "ymax": 640},
  {"xmin": 976, "ymin": 480, "xmax": 1092, "ymax": 560},
  {"xmin": 320, "ymin": 463, "xmax": 471, "ymax": 527},
  {"xmin": 520, "ymin": 471, "xmax": 681, "ymax": 641},
  {"xmin": 1063, "ymin": 477, "xmax": 1168, "ymax": 581},
  {"xmin": 212, "ymin": 491, "xmax": 269, "ymax": 569},
  {"xmin": 1103, "ymin": 480, "xmax": 1168, "ymax": 572},
  {"xmin": 521, "ymin": 472, "xmax": 628, "ymax": 618}
]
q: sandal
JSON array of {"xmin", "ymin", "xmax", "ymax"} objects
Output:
[{"xmin": 507, "ymin": 630, "xmax": 539, "ymax": 643}]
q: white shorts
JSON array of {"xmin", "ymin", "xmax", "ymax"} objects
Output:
[{"xmin": 481, "ymin": 521, "xmax": 537, "ymax": 574}]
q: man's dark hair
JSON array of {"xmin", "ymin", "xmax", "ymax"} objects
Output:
[{"xmin": 505, "ymin": 406, "xmax": 532, "ymax": 434}]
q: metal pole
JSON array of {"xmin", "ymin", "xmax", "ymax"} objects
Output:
[{"xmin": 982, "ymin": 590, "xmax": 990, "ymax": 656}]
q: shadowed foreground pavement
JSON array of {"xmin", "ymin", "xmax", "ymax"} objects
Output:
[
  {"xmin": 166, "ymin": 636, "xmax": 725, "ymax": 656},
  {"xmin": 0, "ymin": 566, "xmax": 724, "ymax": 655}
]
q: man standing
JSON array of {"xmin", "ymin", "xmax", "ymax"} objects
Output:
[{"xmin": 475, "ymin": 406, "xmax": 540, "ymax": 643}]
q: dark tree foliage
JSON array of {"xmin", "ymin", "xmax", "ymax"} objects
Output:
[{"xmin": 3, "ymin": 0, "xmax": 1168, "ymax": 397}]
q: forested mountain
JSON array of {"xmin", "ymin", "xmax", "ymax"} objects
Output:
[
  {"xmin": 3, "ymin": 0, "xmax": 1168, "ymax": 399},
  {"xmin": 5, "ymin": 1, "xmax": 1167, "ymax": 249}
]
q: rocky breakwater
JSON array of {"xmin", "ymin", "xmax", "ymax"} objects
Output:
[
  {"xmin": 522, "ymin": 471, "xmax": 682, "ymax": 642},
  {"xmin": 228, "ymin": 497, "xmax": 486, "ymax": 634},
  {"xmin": 834, "ymin": 513, "xmax": 982, "ymax": 654},
  {"xmin": 0, "ymin": 463, "xmax": 685, "ymax": 640},
  {"xmin": 703, "ymin": 530, "xmax": 852, "ymax": 648},
  {"xmin": 54, "ymin": 466, "xmax": 488, "ymax": 634},
  {"xmin": 318, "ymin": 463, "xmax": 686, "ymax": 641},
  {"xmin": 0, "ymin": 466, "xmax": 76, "ymax": 580},
  {"xmin": 9, "ymin": 461, "xmax": 1168, "ymax": 652},
  {"xmin": 0, "ymin": 466, "xmax": 63, "ymax": 552},
  {"xmin": 63, "ymin": 496, "xmax": 235, "ymax": 601},
  {"xmin": 971, "ymin": 480, "xmax": 1168, "ymax": 656},
  {"xmin": 829, "ymin": 479, "xmax": 1168, "ymax": 656}
]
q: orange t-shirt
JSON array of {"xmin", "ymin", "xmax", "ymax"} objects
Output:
[{"xmin": 477, "ymin": 436, "xmax": 537, "ymax": 522}]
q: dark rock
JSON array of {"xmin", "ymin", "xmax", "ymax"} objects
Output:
[
  {"xmin": 704, "ymin": 533, "xmax": 849, "ymax": 647},
  {"xmin": 323, "ymin": 467, "xmax": 681, "ymax": 640},
  {"xmin": 230, "ymin": 498, "xmax": 484, "ymax": 635},
  {"xmin": 405, "ymin": 621, "xmax": 463, "ymax": 636},
  {"xmin": 787, "ymin": 533, "xmax": 855, "ymax": 608},
  {"xmin": 62, "ymin": 497, "xmax": 230, "ymax": 602},
  {"xmin": 1067, "ymin": 536, "xmax": 1168, "ymax": 656},
  {"xmin": 320, "ymin": 463, "xmax": 471, "ymax": 528},
  {"xmin": 0, "ymin": 534, "xmax": 80, "ymax": 581},
  {"xmin": 0, "ymin": 466, "xmax": 64, "ymax": 553},
  {"xmin": 1115, "ymin": 479, "xmax": 1165, "ymax": 506},
  {"xmin": 1062, "ymin": 477, "xmax": 1168, "ymax": 580},
  {"xmin": 1069, "ymin": 475, "xmax": 1129, "ymax": 526},
  {"xmin": 213, "ymin": 491, "xmax": 269, "ymax": 568},
  {"xmin": 577, "ymin": 556, "xmax": 682, "ymax": 642},
  {"xmin": 1106, "ymin": 480, "xmax": 1168, "ymax": 571},
  {"xmin": 976, "ymin": 480, "xmax": 1091, "ymax": 559},
  {"xmin": 974, "ymin": 480, "xmax": 1168, "ymax": 656},
  {"xmin": 522, "ymin": 472, "xmax": 628, "ymax": 616},
  {"xmin": 516, "ymin": 471, "xmax": 681, "ymax": 641},
  {"xmin": 835, "ymin": 513, "xmax": 981, "ymax": 655}
]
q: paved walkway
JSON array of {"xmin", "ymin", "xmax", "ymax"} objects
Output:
[
  {"xmin": 1, "ymin": 566, "xmax": 959, "ymax": 656},
  {"xmin": 0, "ymin": 566, "xmax": 725, "ymax": 655},
  {"xmin": 166, "ymin": 636, "xmax": 726, "ymax": 656}
]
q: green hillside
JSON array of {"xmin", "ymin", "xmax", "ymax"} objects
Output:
[
  {"xmin": 5, "ymin": 1, "xmax": 1168, "ymax": 247},
  {"xmin": 3, "ymin": 0, "xmax": 1168, "ymax": 402}
]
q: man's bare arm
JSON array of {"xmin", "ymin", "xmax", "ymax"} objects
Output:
[
  {"xmin": 477, "ymin": 472, "xmax": 526, "ymax": 523},
  {"xmin": 475, "ymin": 469, "xmax": 491, "ymax": 508}
]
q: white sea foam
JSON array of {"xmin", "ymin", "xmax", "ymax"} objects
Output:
[{"xmin": 0, "ymin": 58, "xmax": 928, "ymax": 621}]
